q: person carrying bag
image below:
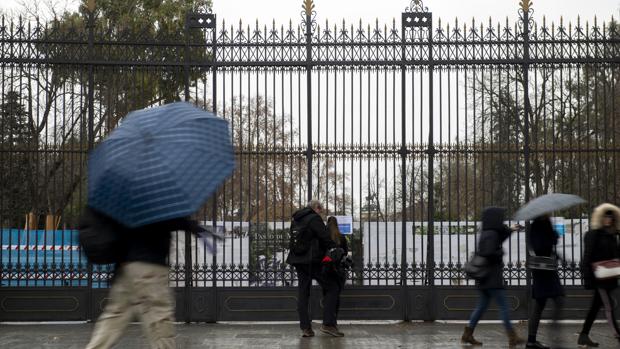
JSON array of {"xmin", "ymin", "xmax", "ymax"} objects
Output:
[
  {"xmin": 461, "ymin": 207, "xmax": 524, "ymax": 347},
  {"xmin": 525, "ymin": 215, "xmax": 565, "ymax": 349},
  {"xmin": 286, "ymin": 200, "xmax": 341, "ymax": 338},
  {"xmin": 578, "ymin": 203, "xmax": 620, "ymax": 347}
]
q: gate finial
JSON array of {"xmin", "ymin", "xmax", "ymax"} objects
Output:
[
  {"xmin": 406, "ymin": 0, "xmax": 428, "ymax": 12},
  {"xmin": 302, "ymin": 0, "xmax": 315, "ymax": 17},
  {"xmin": 86, "ymin": 0, "xmax": 96, "ymax": 12},
  {"xmin": 520, "ymin": 0, "xmax": 533, "ymax": 12}
]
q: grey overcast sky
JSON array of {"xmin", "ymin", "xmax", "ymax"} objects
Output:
[{"xmin": 1, "ymin": 0, "xmax": 619, "ymax": 27}]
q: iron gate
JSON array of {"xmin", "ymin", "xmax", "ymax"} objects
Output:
[{"xmin": 0, "ymin": 0, "xmax": 619, "ymax": 321}]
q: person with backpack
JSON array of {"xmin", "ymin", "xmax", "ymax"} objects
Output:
[
  {"xmin": 461, "ymin": 207, "xmax": 524, "ymax": 347},
  {"xmin": 286, "ymin": 200, "xmax": 342, "ymax": 337},
  {"xmin": 81, "ymin": 207, "xmax": 206, "ymax": 349}
]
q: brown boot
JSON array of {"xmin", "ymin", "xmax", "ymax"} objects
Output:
[
  {"xmin": 320, "ymin": 325, "xmax": 344, "ymax": 337},
  {"xmin": 507, "ymin": 329, "xmax": 525, "ymax": 346},
  {"xmin": 461, "ymin": 326, "xmax": 482, "ymax": 346}
]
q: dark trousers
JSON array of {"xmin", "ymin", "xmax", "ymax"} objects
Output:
[
  {"xmin": 295, "ymin": 264, "xmax": 340, "ymax": 329},
  {"xmin": 581, "ymin": 288, "xmax": 620, "ymax": 336},
  {"xmin": 528, "ymin": 297, "xmax": 563, "ymax": 342},
  {"xmin": 324, "ymin": 271, "xmax": 346, "ymax": 323}
]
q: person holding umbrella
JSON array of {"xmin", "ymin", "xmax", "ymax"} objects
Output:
[
  {"xmin": 83, "ymin": 102, "xmax": 235, "ymax": 349},
  {"xmin": 512, "ymin": 193, "xmax": 585, "ymax": 349},
  {"xmin": 461, "ymin": 207, "xmax": 524, "ymax": 347},
  {"xmin": 526, "ymin": 215, "xmax": 565, "ymax": 349},
  {"xmin": 578, "ymin": 203, "xmax": 620, "ymax": 347},
  {"xmin": 84, "ymin": 212, "xmax": 205, "ymax": 349}
]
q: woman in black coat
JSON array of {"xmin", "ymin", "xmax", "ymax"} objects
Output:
[
  {"xmin": 526, "ymin": 215, "xmax": 565, "ymax": 349},
  {"xmin": 325, "ymin": 217, "xmax": 349, "ymax": 329},
  {"xmin": 578, "ymin": 203, "xmax": 620, "ymax": 347},
  {"xmin": 461, "ymin": 207, "xmax": 524, "ymax": 347}
]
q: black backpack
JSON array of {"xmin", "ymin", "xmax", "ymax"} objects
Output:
[
  {"xmin": 78, "ymin": 207, "xmax": 126, "ymax": 264},
  {"xmin": 288, "ymin": 219, "xmax": 311, "ymax": 255}
]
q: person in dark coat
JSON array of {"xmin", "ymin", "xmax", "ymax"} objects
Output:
[
  {"xmin": 85, "ymin": 207, "xmax": 205, "ymax": 349},
  {"xmin": 325, "ymin": 216, "xmax": 350, "ymax": 326},
  {"xmin": 461, "ymin": 207, "xmax": 524, "ymax": 347},
  {"xmin": 286, "ymin": 200, "xmax": 341, "ymax": 338},
  {"xmin": 578, "ymin": 203, "xmax": 620, "ymax": 347},
  {"xmin": 526, "ymin": 215, "xmax": 565, "ymax": 349}
]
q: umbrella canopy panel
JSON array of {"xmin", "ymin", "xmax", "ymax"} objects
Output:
[
  {"xmin": 513, "ymin": 193, "xmax": 586, "ymax": 221},
  {"xmin": 88, "ymin": 102, "xmax": 235, "ymax": 228}
]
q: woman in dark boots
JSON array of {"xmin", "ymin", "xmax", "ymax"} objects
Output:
[
  {"xmin": 325, "ymin": 217, "xmax": 349, "ymax": 331},
  {"xmin": 461, "ymin": 207, "xmax": 525, "ymax": 347},
  {"xmin": 579, "ymin": 203, "xmax": 620, "ymax": 347},
  {"xmin": 526, "ymin": 215, "xmax": 565, "ymax": 349}
]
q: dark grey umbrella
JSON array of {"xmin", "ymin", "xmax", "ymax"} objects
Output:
[{"xmin": 514, "ymin": 193, "xmax": 586, "ymax": 221}]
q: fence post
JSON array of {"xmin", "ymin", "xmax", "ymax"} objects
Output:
[
  {"xmin": 210, "ymin": 12, "xmax": 219, "ymax": 324},
  {"xmin": 86, "ymin": 0, "xmax": 96, "ymax": 322},
  {"xmin": 184, "ymin": 10, "xmax": 218, "ymax": 323},
  {"xmin": 182, "ymin": 17, "xmax": 192, "ymax": 324},
  {"xmin": 303, "ymin": 0, "xmax": 314, "ymax": 202},
  {"xmin": 400, "ymin": 9, "xmax": 409, "ymax": 323},
  {"xmin": 403, "ymin": 0, "xmax": 434, "ymax": 321},
  {"xmin": 425, "ymin": 10, "xmax": 436, "ymax": 322},
  {"xmin": 399, "ymin": 3, "xmax": 411, "ymax": 321},
  {"xmin": 520, "ymin": 0, "xmax": 534, "ymax": 320}
]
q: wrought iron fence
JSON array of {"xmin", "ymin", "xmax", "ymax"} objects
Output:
[{"xmin": 1, "ymin": 0, "xmax": 619, "ymax": 294}]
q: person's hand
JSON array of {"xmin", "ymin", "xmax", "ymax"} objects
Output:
[
  {"xmin": 510, "ymin": 224, "xmax": 523, "ymax": 232},
  {"xmin": 196, "ymin": 225, "xmax": 223, "ymax": 254}
]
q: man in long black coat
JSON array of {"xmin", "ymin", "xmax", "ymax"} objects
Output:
[{"xmin": 286, "ymin": 200, "xmax": 341, "ymax": 337}]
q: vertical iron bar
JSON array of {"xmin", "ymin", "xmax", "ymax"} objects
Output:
[
  {"xmin": 182, "ymin": 13, "xmax": 193, "ymax": 323},
  {"xmin": 521, "ymin": 5, "xmax": 533, "ymax": 313},
  {"xmin": 426, "ymin": 18, "xmax": 435, "ymax": 291},
  {"xmin": 184, "ymin": 19, "xmax": 191, "ymax": 102},
  {"xmin": 305, "ymin": 12, "xmax": 313, "ymax": 202},
  {"xmin": 210, "ymin": 15, "xmax": 218, "ymax": 323},
  {"xmin": 86, "ymin": 8, "xmax": 95, "ymax": 322},
  {"xmin": 425, "ymin": 15, "xmax": 436, "ymax": 321},
  {"xmin": 400, "ymin": 15, "xmax": 409, "ymax": 322}
]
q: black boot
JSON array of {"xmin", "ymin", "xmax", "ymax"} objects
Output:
[
  {"xmin": 577, "ymin": 333, "xmax": 599, "ymax": 347},
  {"xmin": 526, "ymin": 342, "xmax": 549, "ymax": 349}
]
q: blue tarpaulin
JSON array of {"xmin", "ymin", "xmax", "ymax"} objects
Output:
[{"xmin": 1, "ymin": 229, "xmax": 112, "ymax": 287}]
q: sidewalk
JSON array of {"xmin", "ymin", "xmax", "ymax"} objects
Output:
[{"xmin": 1, "ymin": 321, "xmax": 617, "ymax": 348}]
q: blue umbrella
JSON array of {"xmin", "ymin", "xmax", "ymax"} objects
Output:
[{"xmin": 88, "ymin": 102, "xmax": 235, "ymax": 228}]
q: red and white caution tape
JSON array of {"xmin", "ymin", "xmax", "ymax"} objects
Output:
[{"xmin": 1, "ymin": 245, "xmax": 81, "ymax": 251}]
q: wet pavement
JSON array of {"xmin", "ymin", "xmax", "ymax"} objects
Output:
[{"xmin": 1, "ymin": 321, "xmax": 618, "ymax": 348}]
